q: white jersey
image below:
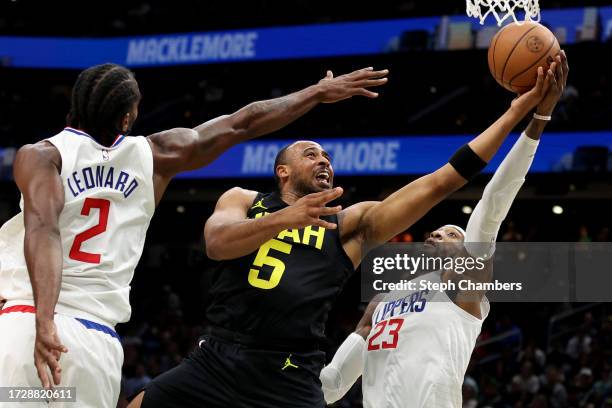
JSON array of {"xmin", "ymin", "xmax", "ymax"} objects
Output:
[
  {"xmin": 362, "ymin": 272, "xmax": 489, "ymax": 408},
  {"xmin": 0, "ymin": 127, "xmax": 155, "ymax": 328}
]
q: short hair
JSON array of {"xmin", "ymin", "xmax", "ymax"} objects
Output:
[
  {"xmin": 66, "ymin": 63, "xmax": 141, "ymax": 146},
  {"xmin": 273, "ymin": 144, "xmax": 291, "ymax": 190}
]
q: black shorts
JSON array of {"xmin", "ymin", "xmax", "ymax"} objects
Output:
[{"xmin": 141, "ymin": 335, "xmax": 326, "ymax": 408}]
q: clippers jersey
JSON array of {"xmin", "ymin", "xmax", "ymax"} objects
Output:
[
  {"xmin": 205, "ymin": 191, "xmax": 354, "ymax": 344},
  {"xmin": 0, "ymin": 128, "xmax": 155, "ymax": 328},
  {"xmin": 363, "ymin": 272, "xmax": 489, "ymax": 408}
]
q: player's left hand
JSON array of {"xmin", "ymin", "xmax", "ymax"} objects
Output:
[
  {"xmin": 34, "ymin": 318, "xmax": 68, "ymax": 389},
  {"xmin": 536, "ymin": 49, "xmax": 569, "ymax": 116},
  {"xmin": 318, "ymin": 67, "xmax": 388, "ymax": 103}
]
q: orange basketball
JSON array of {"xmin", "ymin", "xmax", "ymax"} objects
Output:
[{"xmin": 488, "ymin": 21, "xmax": 560, "ymax": 94}]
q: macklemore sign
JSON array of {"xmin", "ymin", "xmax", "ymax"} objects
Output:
[
  {"xmin": 177, "ymin": 132, "xmax": 612, "ymax": 179},
  {"xmin": 1, "ymin": 7, "xmax": 611, "ymax": 69}
]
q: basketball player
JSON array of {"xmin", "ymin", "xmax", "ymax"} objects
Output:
[
  {"xmin": 129, "ymin": 52, "xmax": 566, "ymax": 407},
  {"xmin": 320, "ymin": 52, "xmax": 569, "ymax": 408},
  {"xmin": 0, "ymin": 63, "xmax": 388, "ymax": 407}
]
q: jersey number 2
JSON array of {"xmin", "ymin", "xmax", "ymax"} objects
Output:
[
  {"xmin": 69, "ymin": 198, "xmax": 110, "ymax": 264},
  {"xmin": 367, "ymin": 318, "xmax": 404, "ymax": 351}
]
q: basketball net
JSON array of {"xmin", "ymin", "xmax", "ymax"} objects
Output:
[{"xmin": 466, "ymin": 0, "xmax": 541, "ymax": 26}]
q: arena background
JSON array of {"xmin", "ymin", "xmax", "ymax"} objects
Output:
[{"xmin": 0, "ymin": 1, "xmax": 611, "ymax": 406}]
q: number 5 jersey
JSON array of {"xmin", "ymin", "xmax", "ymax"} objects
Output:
[
  {"xmin": 205, "ymin": 191, "xmax": 354, "ymax": 344},
  {"xmin": 0, "ymin": 128, "xmax": 155, "ymax": 328}
]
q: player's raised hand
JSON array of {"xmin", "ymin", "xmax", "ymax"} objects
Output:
[
  {"xmin": 318, "ymin": 67, "xmax": 388, "ymax": 103},
  {"xmin": 34, "ymin": 318, "xmax": 68, "ymax": 389},
  {"xmin": 510, "ymin": 65, "xmax": 554, "ymax": 113},
  {"xmin": 536, "ymin": 49, "xmax": 569, "ymax": 116},
  {"xmin": 278, "ymin": 187, "xmax": 344, "ymax": 229}
]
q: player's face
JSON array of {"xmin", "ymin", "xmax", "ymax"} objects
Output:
[
  {"xmin": 286, "ymin": 142, "xmax": 334, "ymax": 194},
  {"xmin": 424, "ymin": 226, "xmax": 464, "ymax": 257}
]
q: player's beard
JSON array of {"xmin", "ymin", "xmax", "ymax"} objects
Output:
[{"xmin": 293, "ymin": 174, "xmax": 329, "ymax": 196}]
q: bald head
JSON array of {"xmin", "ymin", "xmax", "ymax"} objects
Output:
[{"xmin": 274, "ymin": 141, "xmax": 333, "ymax": 195}]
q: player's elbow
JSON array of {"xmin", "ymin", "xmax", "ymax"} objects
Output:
[{"xmin": 204, "ymin": 236, "xmax": 225, "ymax": 261}]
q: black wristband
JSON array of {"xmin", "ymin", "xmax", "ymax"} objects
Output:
[{"xmin": 449, "ymin": 144, "xmax": 487, "ymax": 180}]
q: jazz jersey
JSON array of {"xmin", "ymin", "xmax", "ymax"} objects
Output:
[
  {"xmin": 0, "ymin": 127, "xmax": 155, "ymax": 328},
  {"xmin": 205, "ymin": 191, "xmax": 355, "ymax": 344},
  {"xmin": 362, "ymin": 272, "xmax": 489, "ymax": 408}
]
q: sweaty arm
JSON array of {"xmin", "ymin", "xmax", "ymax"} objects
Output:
[{"xmin": 14, "ymin": 142, "xmax": 64, "ymax": 321}]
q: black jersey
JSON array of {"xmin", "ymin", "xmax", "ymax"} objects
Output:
[{"xmin": 205, "ymin": 191, "xmax": 355, "ymax": 345}]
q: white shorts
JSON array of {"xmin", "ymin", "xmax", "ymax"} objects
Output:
[{"xmin": 0, "ymin": 305, "xmax": 123, "ymax": 408}]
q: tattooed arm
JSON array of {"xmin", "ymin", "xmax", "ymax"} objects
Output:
[{"xmin": 147, "ymin": 67, "xmax": 388, "ymax": 204}]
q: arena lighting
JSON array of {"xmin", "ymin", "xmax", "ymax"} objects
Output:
[
  {"xmin": 552, "ymin": 205, "xmax": 564, "ymax": 215},
  {"xmin": 462, "ymin": 205, "xmax": 473, "ymax": 214},
  {"xmin": 176, "ymin": 205, "xmax": 186, "ymax": 213}
]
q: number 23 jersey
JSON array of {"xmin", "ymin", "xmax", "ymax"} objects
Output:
[
  {"xmin": 205, "ymin": 191, "xmax": 355, "ymax": 343},
  {"xmin": 363, "ymin": 272, "xmax": 489, "ymax": 408}
]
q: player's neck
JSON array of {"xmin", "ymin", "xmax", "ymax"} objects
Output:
[{"xmin": 279, "ymin": 189, "xmax": 303, "ymax": 205}]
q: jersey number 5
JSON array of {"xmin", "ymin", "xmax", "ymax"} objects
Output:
[
  {"xmin": 367, "ymin": 318, "xmax": 404, "ymax": 351},
  {"xmin": 248, "ymin": 238, "xmax": 292, "ymax": 290},
  {"xmin": 69, "ymin": 198, "xmax": 110, "ymax": 264}
]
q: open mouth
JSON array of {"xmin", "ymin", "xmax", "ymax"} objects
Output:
[{"xmin": 315, "ymin": 170, "xmax": 331, "ymax": 186}]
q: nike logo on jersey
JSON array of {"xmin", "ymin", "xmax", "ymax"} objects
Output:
[{"xmin": 67, "ymin": 165, "xmax": 139, "ymax": 199}]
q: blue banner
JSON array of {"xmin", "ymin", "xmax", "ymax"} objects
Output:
[
  {"xmin": 1, "ymin": 132, "xmax": 610, "ymax": 180},
  {"xmin": 0, "ymin": 7, "xmax": 610, "ymax": 69},
  {"xmin": 177, "ymin": 131, "xmax": 612, "ymax": 179}
]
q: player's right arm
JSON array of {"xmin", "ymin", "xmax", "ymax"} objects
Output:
[
  {"xmin": 204, "ymin": 187, "xmax": 344, "ymax": 260},
  {"xmin": 147, "ymin": 67, "xmax": 388, "ymax": 205},
  {"xmin": 339, "ymin": 66, "xmax": 556, "ymax": 263},
  {"xmin": 13, "ymin": 142, "xmax": 68, "ymax": 388}
]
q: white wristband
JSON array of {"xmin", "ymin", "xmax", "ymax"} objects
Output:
[{"xmin": 533, "ymin": 113, "xmax": 552, "ymax": 121}]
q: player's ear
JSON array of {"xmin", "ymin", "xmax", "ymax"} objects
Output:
[
  {"xmin": 120, "ymin": 112, "xmax": 131, "ymax": 133},
  {"xmin": 276, "ymin": 164, "xmax": 290, "ymax": 182}
]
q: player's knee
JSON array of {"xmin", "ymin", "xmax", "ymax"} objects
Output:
[{"xmin": 126, "ymin": 391, "xmax": 145, "ymax": 408}]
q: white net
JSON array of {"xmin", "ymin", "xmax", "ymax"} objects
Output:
[{"xmin": 466, "ymin": 0, "xmax": 541, "ymax": 26}]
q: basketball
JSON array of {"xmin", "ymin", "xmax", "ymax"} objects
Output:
[{"xmin": 488, "ymin": 21, "xmax": 560, "ymax": 93}]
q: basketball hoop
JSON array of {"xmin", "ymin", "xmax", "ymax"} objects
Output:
[{"xmin": 466, "ymin": 0, "xmax": 541, "ymax": 26}]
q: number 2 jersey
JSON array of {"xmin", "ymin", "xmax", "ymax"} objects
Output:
[
  {"xmin": 363, "ymin": 272, "xmax": 489, "ymax": 408},
  {"xmin": 205, "ymin": 191, "xmax": 355, "ymax": 345},
  {"xmin": 0, "ymin": 127, "xmax": 155, "ymax": 328}
]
